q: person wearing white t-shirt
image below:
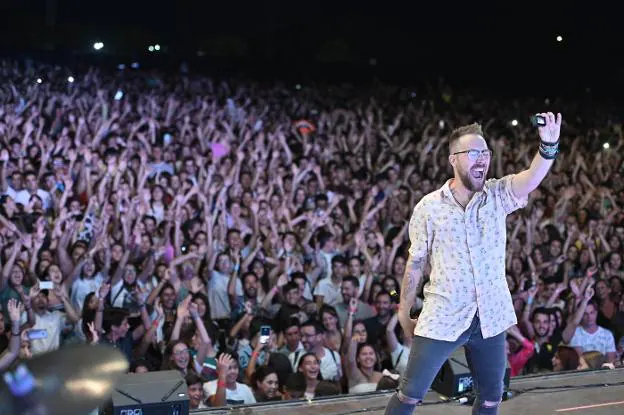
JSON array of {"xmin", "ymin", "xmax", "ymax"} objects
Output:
[
  {"xmin": 70, "ymin": 255, "xmax": 108, "ymax": 312},
  {"xmin": 314, "ymin": 255, "xmax": 349, "ymax": 307},
  {"xmin": 569, "ymin": 301, "xmax": 617, "ymax": 363},
  {"xmin": 29, "ymin": 287, "xmax": 80, "ymax": 356},
  {"xmin": 10, "ymin": 171, "xmax": 53, "ymax": 210},
  {"xmin": 205, "ymin": 353, "xmax": 256, "ymax": 407},
  {"xmin": 207, "ymin": 254, "xmax": 243, "ymax": 321}
]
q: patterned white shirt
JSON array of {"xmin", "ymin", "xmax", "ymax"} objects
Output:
[
  {"xmin": 409, "ymin": 175, "xmax": 527, "ymax": 341},
  {"xmin": 569, "ymin": 326, "xmax": 616, "ymax": 355}
]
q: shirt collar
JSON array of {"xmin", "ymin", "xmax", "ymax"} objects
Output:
[{"xmin": 441, "ymin": 178, "xmax": 490, "ymax": 205}]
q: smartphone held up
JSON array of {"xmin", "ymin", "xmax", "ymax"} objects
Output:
[{"xmin": 259, "ymin": 326, "xmax": 271, "ymax": 345}]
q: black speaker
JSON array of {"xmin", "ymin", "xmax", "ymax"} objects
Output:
[
  {"xmin": 431, "ymin": 347, "xmax": 510, "ymax": 398},
  {"xmin": 107, "ymin": 370, "xmax": 189, "ymax": 415}
]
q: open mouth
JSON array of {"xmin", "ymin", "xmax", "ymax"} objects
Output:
[{"xmin": 471, "ymin": 166, "xmax": 486, "ymax": 179}]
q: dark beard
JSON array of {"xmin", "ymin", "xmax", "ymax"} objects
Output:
[{"xmin": 458, "ymin": 169, "xmax": 484, "ymax": 192}]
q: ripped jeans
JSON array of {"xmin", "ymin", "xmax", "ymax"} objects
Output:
[{"xmin": 385, "ymin": 313, "xmax": 506, "ymax": 415}]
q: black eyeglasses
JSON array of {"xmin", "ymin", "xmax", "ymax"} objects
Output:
[{"xmin": 451, "ymin": 149, "xmax": 492, "ymax": 161}]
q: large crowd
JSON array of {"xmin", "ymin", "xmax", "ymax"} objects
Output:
[{"xmin": 0, "ymin": 59, "xmax": 623, "ymax": 410}]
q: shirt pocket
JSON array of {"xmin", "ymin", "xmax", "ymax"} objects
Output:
[{"xmin": 475, "ymin": 199, "xmax": 500, "ymax": 242}]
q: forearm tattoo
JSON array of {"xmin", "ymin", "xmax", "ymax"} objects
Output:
[{"xmin": 400, "ymin": 256, "xmax": 425, "ymax": 307}]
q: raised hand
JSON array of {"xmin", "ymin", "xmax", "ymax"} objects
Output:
[
  {"xmin": 349, "ymin": 297, "xmax": 358, "ymax": 314},
  {"xmin": 98, "ymin": 283, "xmax": 111, "ymax": 299},
  {"xmin": 189, "ymin": 278, "xmax": 203, "ymax": 294},
  {"xmin": 527, "ymin": 285, "xmax": 539, "ymax": 299},
  {"xmin": 189, "ymin": 301, "xmax": 199, "ymax": 317},
  {"xmin": 244, "ymin": 300, "xmax": 254, "ymax": 315},
  {"xmin": 537, "ymin": 112, "xmax": 562, "ymax": 144},
  {"xmin": 177, "ymin": 296, "xmax": 192, "ymax": 318},
  {"xmin": 154, "ymin": 299, "xmax": 164, "ymax": 319},
  {"xmin": 276, "ymin": 273, "xmax": 289, "ymax": 288},
  {"xmin": 87, "ymin": 321, "xmax": 100, "ymax": 344},
  {"xmin": 29, "ymin": 284, "xmax": 41, "ymax": 301},
  {"xmin": 7, "ymin": 299, "xmax": 21, "ymax": 323},
  {"xmin": 216, "ymin": 353, "xmax": 234, "ymax": 380},
  {"xmin": 53, "ymin": 284, "xmax": 66, "ymax": 300}
]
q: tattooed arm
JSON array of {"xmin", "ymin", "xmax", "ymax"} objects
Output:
[
  {"xmin": 398, "ymin": 201, "xmax": 430, "ymax": 336},
  {"xmin": 398, "ymin": 254, "xmax": 426, "ymax": 336}
]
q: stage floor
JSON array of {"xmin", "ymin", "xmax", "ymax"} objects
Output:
[{"xmin": 195, "ymin": 368, "xmax": 624, "ymax": 414}]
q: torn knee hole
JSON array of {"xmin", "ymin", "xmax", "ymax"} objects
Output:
[
  {"xmin": 482, "ymin": 400, "xmax": 501, "ymax": 408},
  {"xmin": 397, "ymin": 391, "xmax": 422, "ymax": 405}
]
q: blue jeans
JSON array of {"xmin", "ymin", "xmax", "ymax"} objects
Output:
[{"xmin": 385, "ymin": 313, "xmax": 506, "ymax": 415}]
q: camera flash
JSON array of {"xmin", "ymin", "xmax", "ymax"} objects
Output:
[
  {"xmin": 603, "ymin": 142, "xmax": 610, "ymax": 149},
  {"xmin": 511, "ymin": 119, "xmax": 518, "ymax": 127}
]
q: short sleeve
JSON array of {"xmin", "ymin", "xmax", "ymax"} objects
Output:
[
  {"xmin": 568, "ymin": 328, "xmax": 582, "ymax": 348},
  {"xmin": 203, "ymin": 380, "xmax": 217, "ymax": 398},
  {"xmin": 605, "ymin": 331, "xmax": 616, "ymax": 353},
  {"xmin": 235, "ymin": 278, "xmax": 244, "ymax": 297},
  {"xmin": 407, "ymin": 201, "xmax": 430, "ymax": 259},
  {"xmin": 314, "ymin": 280, "xmax": 328, "ymax": 298},
  {"xmin": 242, "ymin": 385, "xmax": 257, "ymax": 404},
  {"xmin": 493, "ymin": 175, "xmax": 528, "ymax": 215},
  {"xmin": 55, "ymin": 311, "xmax": 67, "ymax": 328}
]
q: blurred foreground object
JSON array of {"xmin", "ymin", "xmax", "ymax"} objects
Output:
[{"xmin": 1, "ymin": 344, "xmax": 129, "ymax": 415}]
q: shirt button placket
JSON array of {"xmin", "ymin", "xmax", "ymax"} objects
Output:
[{"xmin": 466, "ymin": 208, "xmax": 480, "ymax": 319}]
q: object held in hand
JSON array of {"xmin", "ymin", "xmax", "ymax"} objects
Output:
[
  {"xmin": 0, "ymin": 343, "xmax": 129, "ymax": 415},
  {"xmin": 530, "ymin": 115, "xmax": 547, "ymax": 127}
]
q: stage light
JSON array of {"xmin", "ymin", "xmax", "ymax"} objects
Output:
[
  {"xmin": 556, "ymin": 35, "xmax": 563, "ymax": 42},
  {"xmin": 511, "ymin": 119, "xmax": 518, "ymax": 126},
  {"xmin": 67, "ymin": 76, "xmax": 74, "ymax": 83},
  {"xmin": 93, "ymin": 42, "xmax": 104, "ymax": 50},
  {"xmin": 36, "ymin": 78, "xmax": 42, "ymax": 84},
  {"xmin": 154, "ymin": 44, "xmax": 161, "ymax": 51},
  {"xmin": 148, "ymin": 45, "xmax": 154, "ymax": 52},
  {"xmin": 603, "ymin": 142, "xmax": 610, "ymax": 149}
]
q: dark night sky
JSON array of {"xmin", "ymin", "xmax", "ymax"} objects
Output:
[{"xmin": 1, "ymin": 0, "xmax": 622, "ymax": 93}]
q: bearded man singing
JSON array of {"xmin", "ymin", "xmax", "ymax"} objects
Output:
[{"xmin": 385, "ymin": 113, "xmax": 562, "ymax": 415}]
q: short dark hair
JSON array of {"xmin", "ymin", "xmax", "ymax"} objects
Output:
[
  {"xmin": 103, "ymin": 307, "xmax": 129, "ymax": 333},
  {"xmin": 342, "ymin": 275, "xmax": 360, "ymax": 288},
  {"xmin": 185, "ymin": 372, "xmax": 203, "ymax": 387},
  {"xmin": 531, "ymin": 306, "xmax": 551, "ymax": 322},
  {"xmin": 376, "ymin": 289, "xmax": 393, "ymax": 302},
  {"xmin": 290, "ymin": 272, "xmax": 307, "ymax": 283},
  {"xmin": 284, "ymin": 372, "xmax": 306, "ymax": 395},
  {"xmin": 331, "ymin": 255, "xmax": 347, "ymax": 266},
  {"xmin": 226, "ymin": 228, "xmax": 241, "ymax": 238},
  {"xmin": 349, "ymin": 256, "xmax": 363, "ymax": 265},
  {"xmin": 283, "ymin": 317, "xmax": 301, "ymax": 331},
  {"xmin": 282, "ymin": 281, "xmax": 299, "ymax": 296},
  {"xmin": 315, "ymin": 380, "xmax": 341, "ymax": 396},
  {"xmin": 449, "ymin": 123, "xmax": 484, "ymax": 154},
  {"xmin": 300, "ymin": 320, "xmax": 324, "ymax": 335}
]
